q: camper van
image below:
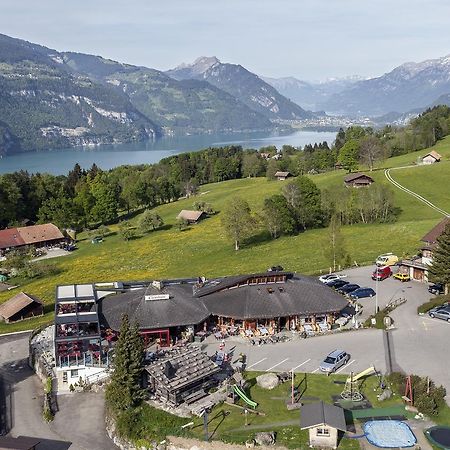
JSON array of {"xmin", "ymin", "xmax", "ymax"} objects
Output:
[{"xmin": 375, "ymin": 253, "xmax": 398, "ymax": 267}]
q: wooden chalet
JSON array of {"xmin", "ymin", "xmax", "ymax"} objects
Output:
[
  {"xmin": 274, "ymin": 171, "xmax": 291, "ymax": 181},
  {"xmin": 0, "ymin": 292, "xmax": 43, "ymax": 323},
  {"xmin": 422, "ymin": 150, "xmax": 442, "ymax": 165},
  {"xmin": 399, "ymin": 217, "xmax": 450, "ymax": 282},
  {"xmin": 0, "ymin": 223, "xmax": 65, "ymax": 255},
  {"xmin": 177, "ymin": 210, "xmax": 205, "ymax": 224},
  {"xmin": 344, "ymin": 173, "xmax": 374, "ymax": 187},
  {"xmin": 99, "ymin": 272, "xmax": 348, "ymax": 345},
  {"xmin": 145, "ymin": 346, "xmax": 220, "ymax": 406}
]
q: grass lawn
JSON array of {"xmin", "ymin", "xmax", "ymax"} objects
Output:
[
  {"xmin": 1, "ymin": 137, "xmax": 449, "ymax": 334},
  {"xmin": 188, "ymin": 372, "xmax": 403, "ymax": 449}
]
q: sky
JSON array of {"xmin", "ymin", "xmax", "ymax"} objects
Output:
[{"xmin": 1, "ymin": 0, "xmax": 450, "ymax": 81}]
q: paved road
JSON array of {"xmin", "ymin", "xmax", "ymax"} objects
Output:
[
  {"xmin": 0, "ymin": 333, "xmax": 113, "ymax": 449},
  {"xmin": 385, "ymin": 167, "xmax": 450, "ymax": 217},
  {"xmin": 204, "ymin": 266, "xmax": 450, "ymax": 399}
]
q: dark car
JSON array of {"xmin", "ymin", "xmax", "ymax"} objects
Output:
[
  {"xmin": 268, "ymin": 265, "xmax": 284, "ymax": 272},
  {"xmin": 337, "ymin": 283, "xmax": 360, "ymax": 294},
  {"xmin": 428, "ymin": 283, "xmax": 445, "ymax": 295},
  {"xmin": 349, "ymin": 287, "xmax": 376, "ymax": 299},
  {"xmin": 327, "ymin": 279, "xmax": 349, "ymax": 289}
]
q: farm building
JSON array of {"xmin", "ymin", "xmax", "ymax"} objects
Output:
[
  {"xmin": 344, "ymin": 173, "xmax": 374, "ymax": 187},
  {"xmin": 300, "ymin": 401, "xmax": 347, "ymax": 449},
  {"xmin": 398, "ymin": 217, "xmax": 450, "ymax": 282},
  {"xmin": 176, "ymin": 210, "xmax": 205, "ymax": 224},
  {"xmin": 274, "ymin": 171, "xmax": 291, "ymax": 181},
  {"xmin": 0, "ymin": 223, "xmax": 65, "ymax": 255},
  {"xmin": 145, "ymin": 346, "xmax": 221, "ymax": 406},
  {"xmin": 0, "ymin": 292, "xmax": 43, "ymax": 323},
  {"xmin": 422, "ymin": 150, "xmax": 442, "ymax": 164}
]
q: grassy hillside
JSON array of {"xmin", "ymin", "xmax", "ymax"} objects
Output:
[{"xmin": 1, "ymin": 137, "xmax": 449, "ymax": 333}]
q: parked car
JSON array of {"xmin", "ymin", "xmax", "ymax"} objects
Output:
[
  {"xmin": 376, "ymin": 253, "xmax": 399, "ymax": 266},
  {"xmin": 327, "ymin": 279, "xmax": 349, "ymax": 289},
  {"xmin": 428, "ymin": 283, "xmax": 445, "ymax": 295},
  {"xmin": 349, "ymin": 287, "xmax": 376, "ymax": 299},
  {"xmin": 337, "ymin": 283, "xmax": 360, "ymax": 294},
  {"xmin": 319, "ymin": 273, "xmax": 341, "ymax": 283},
  {"xmin": 319, "ymin": 349, "xmax": 350, "ymax": 374},
  {"xmin": 428, "ymin": 305, "xmax": 450, "ymax": 322},
  {"xmin": 371, "ymin": 266, "xmax": 392, "ymax": 281},
  {"xmin": 268, "ymin": 265, "xmax": 284, "ymax": 272},
  {"xmin": 393, "ymin": 272, "xmax": 410, "ymax": 282}
]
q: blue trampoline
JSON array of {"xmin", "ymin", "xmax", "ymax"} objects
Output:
[{"xmin": 363, "ymin": 420, "xmax": 417, "ymax": 448}]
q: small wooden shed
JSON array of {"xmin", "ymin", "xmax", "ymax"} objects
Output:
[
  {"xmin": 0, "ymin": 292, "xmax": 44, "ymax": 323},
  {"xmin": 344, "ymin": 173, "xmax": 374, "ymax": 188},
  {"xmin": 177, "ymin": 210, "xmax": 205, "ymax": 224},
  {"xmin": 300, "ymin": 401, "xmax": 347, "ymax": 449},
  {"xmin": 274, "ymin": 171, "xmax": 291, "ymax": 181},
  {"xmin": 422, "ymin": 150, "xmax": 442, "ymax": 165}
]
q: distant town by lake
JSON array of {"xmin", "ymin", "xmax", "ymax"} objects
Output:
[{"xmin": 0, "ymin": 129, "xmax": 337, "ymax": 175}]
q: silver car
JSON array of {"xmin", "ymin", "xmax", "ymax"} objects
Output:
[
  {"xmin": 319, "ymin": 349, "xmax": 350, "ymax": 374},
  {"xmin": 428, "ymin": 306, "xmax": 450, "ymax": 322}
]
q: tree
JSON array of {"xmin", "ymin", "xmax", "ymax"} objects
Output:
[
  {"xmin": 118, "ymin": 221, "xmax": 135, "ymax": 241},
  {"xmin": 221, "ymin": 197, "xmax": 255, "ymax": 250},
  {"xmin": 429, "ymin": 223, "xmax": 450, "ymax": 294},
  {"xmin": 338, "ymin": 139, "xmax": 360, "ymax": 173},
  {"xmin": 359, "ymin": 135, "xmax": 384, "ymax": 171},
  {"xmin": 262, "ymin": 195, "xmax": 296, "ymax": 239},
  {"xmin": 138, "ymin": 210, "xmax": 163, "ymax": 234},
  {"xmin": 105, "ymin": 315, "xmax": 145, "ymax": 412},
  {"xmin": 242, "ymin": 153, "xmax": 265, "ymax": 178},
  {"xmin": 176, "ymin": 217, "xmax": 189, "ymax": 231},
  {"xmin": 323, "ymin": 215, "xmax": 348, "ymax": 272},
  {"xmin": 181, "ymin": 178, "xmax": 197, "ymax": 198},
  {"xmin": 283, "ymin": 177, "xmax": 324, "ymax": 231},
  {"xmin": 89, "ymin": 174, "xmax": 119, "ymax": 224},
  {"xmin": 266, "ymin": 159, "xmax": 280, "ymax": 180}
]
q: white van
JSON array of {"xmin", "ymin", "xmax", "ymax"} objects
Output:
[{"xmin": 375, "ymin": 253, "xmax": 398, "ymax": 266}]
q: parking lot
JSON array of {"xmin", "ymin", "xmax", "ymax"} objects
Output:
[{"xmin": 205, "ymin": 265, "xmax": 450, "ymax": 399}]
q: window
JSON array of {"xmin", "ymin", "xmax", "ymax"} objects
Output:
[
  {"xmin": 70, "ymin": 369, "xmax": 79, "ymax": 378},
  {"xmin": 316, "ymin": 427, "xmax": 330, "ymax": 436},
  {"xmin": 62, "ymin": 372, "xmax": 68, "ymax": 383}
]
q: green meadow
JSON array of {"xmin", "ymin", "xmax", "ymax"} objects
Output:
[{"xmin": 1, "ymin": 136, "xmax": 449, "ymax": 333}]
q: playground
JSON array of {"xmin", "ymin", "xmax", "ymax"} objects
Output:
[{"xmin": 188, "ymin": 368, "xmax": 419, "ymax": 449}]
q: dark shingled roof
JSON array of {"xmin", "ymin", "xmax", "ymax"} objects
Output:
[
  {"xmin": 145, "ymin": 346, "xmax": 220, "ymax": 392},
  {"xmin": 99, "ymin": 283, "xmax": 210, "ymax": 330},
  {"xmin": 421, "ymin": 217, "xmax": 450, "ymax": 244},
  {"xmin": 0, "ymin": 435, "xmax": 41, "ymax": 450},
  {"xmin": 344, "ymin": 173, "xmax": 374, "ymax": 183},
  {"xmin": 201, "ymin": 275, "xmax": 348, "ymax": 320},
  {"xmin": 300, "ymin": 401, "xmax": 347, "ymax": 431},
  {"xmin": 99, "ymin": 273, "xmax": 347, "ymax": 330}
]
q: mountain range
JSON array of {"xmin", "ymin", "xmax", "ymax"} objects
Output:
[
  {"xmin": 1, "ymin": 32, "xmax": 450, "ymax": 155},
  {"xmin": 265, "ymin": 56, "xmax": 450, "ymax": 117},
  {"xmin": 0, "ymin": 34, "xmax": 311, "ymax": 155}
]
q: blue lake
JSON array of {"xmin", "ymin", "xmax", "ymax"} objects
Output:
[{"xmin": 0, "ymin": 129, "xmax": 337, "ymax": 175}]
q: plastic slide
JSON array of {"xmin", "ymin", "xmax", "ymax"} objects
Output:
[{"xmin": 233, "ymin": 385, "xmax": 258, "ymax": 408}]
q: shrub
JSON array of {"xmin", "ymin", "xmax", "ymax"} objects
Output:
[
  {"xmin": 417, "ymin": 294, "xmax": 450, "ymax": 314},
  {"xmin": 115, "ymin": 404, "xmax": 188, "ymax": 444}
]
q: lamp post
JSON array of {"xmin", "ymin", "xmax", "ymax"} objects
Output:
[{"xmin": 375, "ymin": 269, "xmax": 379, "ymax": 315}]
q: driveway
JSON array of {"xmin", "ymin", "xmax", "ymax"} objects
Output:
[
  {"xmin": 205, "ymin": 265, "xmax": 450, "ymax": 400},
  {"xmin": 0, "ymin": 333, "xmax": 114, "ymax": 449}
]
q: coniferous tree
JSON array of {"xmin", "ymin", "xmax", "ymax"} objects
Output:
[
  {"xmin": 105, "ymin": 315, "xmax": 145, "ymax": 412},
  {"xmin": 429, "ymin": 223, "xmax": 450, "ymax": 295}
]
